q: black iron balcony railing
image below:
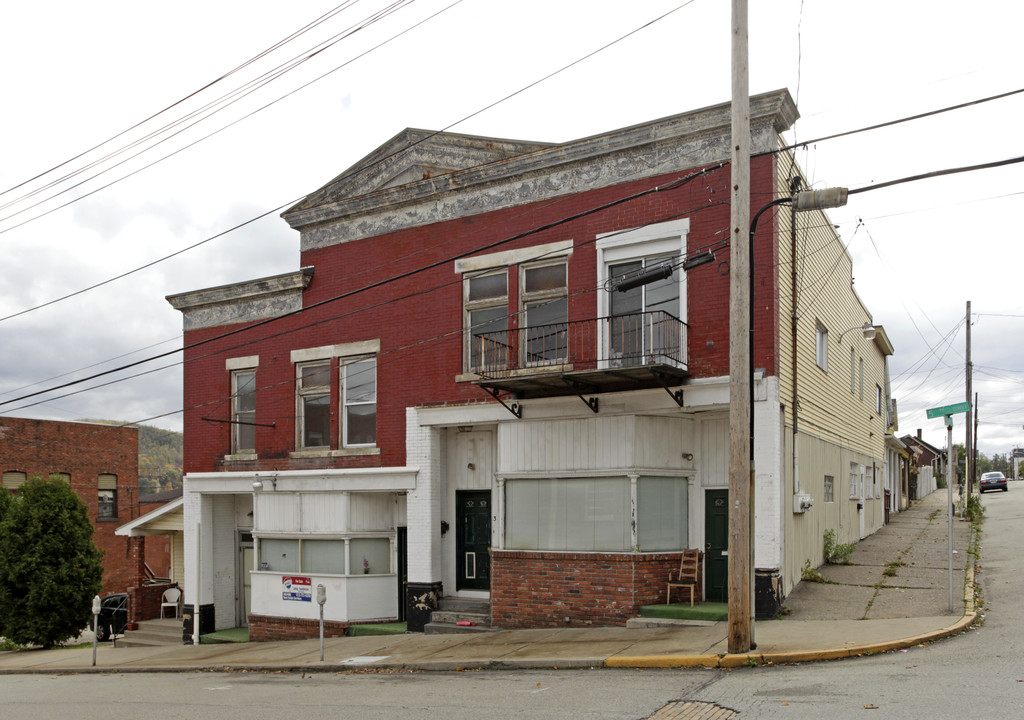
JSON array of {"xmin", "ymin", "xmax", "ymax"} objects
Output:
[{"xmin": 470, "ymin": 311, "xmax": 688, "ymax": 379}]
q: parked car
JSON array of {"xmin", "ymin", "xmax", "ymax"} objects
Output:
[
  {"xmin": 980, "ymin": 471, "xmax": 1008, "ymax": 493},
  {"xmin": 94, "ymin": 592, "xmax": 128, "ymax": 641}
]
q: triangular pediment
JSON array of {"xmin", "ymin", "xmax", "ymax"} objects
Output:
[{"xmin": 288, "ymin": 128, "xmax": 551, "ymax": 214}]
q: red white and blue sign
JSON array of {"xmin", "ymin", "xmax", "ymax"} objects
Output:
[{"xmin": 282, "ymin": 575, "xmax": 312, "ymax": 602}]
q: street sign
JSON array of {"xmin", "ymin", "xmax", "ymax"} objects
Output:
[{"xmin": 926, "ymin": 401, "xmax": 971, "ymax": 419}]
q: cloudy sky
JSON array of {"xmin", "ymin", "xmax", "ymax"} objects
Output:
[{"xmin": 0, "ymin": 0, "xmax": 1021, "ymax": 458}]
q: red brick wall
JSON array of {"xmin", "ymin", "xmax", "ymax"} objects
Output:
[
  {"xmin": 0, "ymin": 416, "xmax": 139, "ymax": 595},
  {"xmin": 490, "ymin": 550, "xmax": 701, "ymax": 628},
  {"xmin": 128, "ymin": 582, "xmax": 177, "ymax": 625},
  {"xmin": 180, "ymin": 159, "xmax": 781, "ymax": 476},
  {"xmin": 248, "ymin": 614, "xmax": 349, "ymax": 642}
]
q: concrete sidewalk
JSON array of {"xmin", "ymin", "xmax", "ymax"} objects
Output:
[{"xmin": 0, "ymin": 490, "xmax": 976, "ymax": 673}]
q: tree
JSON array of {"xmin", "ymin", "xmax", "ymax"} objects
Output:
[{"xmin": 0, "ymin": 475, "xmax": 104, "ymax": 648}]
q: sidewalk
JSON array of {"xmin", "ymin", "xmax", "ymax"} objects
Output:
[{"xmin": 0, "ymin": 490, "xmax": 976, "ymax": 673}]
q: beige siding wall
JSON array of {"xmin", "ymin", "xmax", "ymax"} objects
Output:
[{"xmin": 774, "ymin": 151, "xmax": 889, "ymax": 594}]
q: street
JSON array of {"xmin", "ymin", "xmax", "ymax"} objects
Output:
[{"xmin": 0, "ymin": 485, "xmax": 1019, "ymax": 719}]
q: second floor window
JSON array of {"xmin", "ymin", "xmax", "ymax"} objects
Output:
[
  {"xmin": 295, "ymin": 355, "xmax": 378, "ymax": 450},
  {"xmin": 343, "ymin": 358, "xmax": 377, "ymax": 447},
  {"xmin": 608, "ymin": 255, "xmax": 680, "ymax": 364},
  {"xmin": 232, "ymin": 370, "xmax": 257, "ymax": 454},
  {"xmin": 815, "ymin": 322, "xmax": 828, "ymax": 371},
  {"xmin": 465, "ymin": 270, "xmax": 508, "ymax": 373},
  {"xmin": 298, "ymin": 362, "xmax": 332, "ymax": 449},
  {"xmin": 521, "ymin": 262, "xmax": 567, "ymax": 365},
  {"xmin": 98, "ymin": 474, "xmax": 117, "ymax": 519}
]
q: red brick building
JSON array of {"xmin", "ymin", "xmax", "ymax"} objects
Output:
[
  {"xmin": 170, "ymin": 90, "xmax": 894, "ymax": 640},
  {"xmin": 0, "ymin": 416, "xmax": 140, "ymax": 595}
]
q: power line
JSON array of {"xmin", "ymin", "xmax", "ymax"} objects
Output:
[{"xmin": 0, "ymin": 166, "xmax": 725, "ymax": 412}]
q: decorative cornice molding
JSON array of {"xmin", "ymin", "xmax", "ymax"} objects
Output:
[
  {"xmin": 167, "ymin": 267, "xmax": 314, "ymax": 331},
  {"xmin": 285, "ymin": 90, "xmax": 798, "ymax": 252}
]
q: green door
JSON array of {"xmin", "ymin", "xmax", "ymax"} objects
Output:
[
  {"xmin": 456, "ymin": 490, "xmax": 491, "ymax": 591},
  {"xmin": 704, "ymin": 489, "xmax": 729, "ymax": 602}
]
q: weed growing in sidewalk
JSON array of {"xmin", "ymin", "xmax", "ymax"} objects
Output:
[
  {"xmin": 801, "ymin": 559, "xmax": 833, "ymax": 584},
  {"xmin": 823, "ymin": 529, "xmax": 855, "ymax": 564}
]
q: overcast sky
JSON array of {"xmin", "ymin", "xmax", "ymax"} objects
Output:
[{"xmin": 0, "ymin": 0, "xmax": 1021, "ymax": 458}]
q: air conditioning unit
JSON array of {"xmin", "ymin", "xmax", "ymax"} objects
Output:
[{"xmin": 793, "ymin": 493, "xmax": 813, "ymax": 513}]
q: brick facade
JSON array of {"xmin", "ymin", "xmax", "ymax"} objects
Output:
[
  {"xmin": 490, "ymin": 550, "xmax": 699, "ymax": 628},
  {"xmin": 0, "ymin": 416, "xmax": 139, "ymax": 595}
]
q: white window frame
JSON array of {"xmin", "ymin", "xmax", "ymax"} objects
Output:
[
  {"xmin": 596, "ymin": 219, "xmax": 689, "ymax": 369},
  {"xmin": 342, "ymin": 356, "xmax": 377, "ymax": 448},
  {"xmin": 875, "ymin": 384, "xmax": 883, "ymax": 415},
  {"xmin": 463, "ymin": 269, "xmax": 509, "ymax": 373},
  {"xmin": 296, "ymin": 360, "xmax": 332, "ymax": 450},
  {"xmin": 290, "ymin": 341, "xmax": 381, "ymax": 455},
  {"xmin": 231, "ymin": 369, "xmax": 257, "ymax": 455},
  {"xmin": 815, "ymin": 322, "xmax": 829, "ymax": 371},
  {"xmin": 519, "ymin": 260, "xmax": 568, "ymax": 366}
]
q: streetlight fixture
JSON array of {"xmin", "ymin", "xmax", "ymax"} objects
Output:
[{"xmin": 730, "ymin": 185, "xmax": 849, "ymax": 653}]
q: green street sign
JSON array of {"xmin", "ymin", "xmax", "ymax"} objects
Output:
[{"xmin": 925, "ymin": 401, "xmax": 971, "ymax": 419}]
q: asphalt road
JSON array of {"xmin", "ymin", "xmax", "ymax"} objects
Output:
[{"xmin": 0, "ymin": 485, "xmax": 1018, "ymax": 719}]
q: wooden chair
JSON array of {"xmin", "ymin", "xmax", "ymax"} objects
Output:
[{"xmin": 666, "ymin": 548, "xmax": 701, "ymax": 606}]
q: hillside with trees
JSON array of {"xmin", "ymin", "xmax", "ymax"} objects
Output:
[{"xmin": 137, "ymin": 425, "xmax": 182, "ymax": 494}]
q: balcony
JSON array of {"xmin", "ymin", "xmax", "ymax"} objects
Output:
[{"xmin": 470, "ymin": 311, "xmax": 689, "ymax": 402}]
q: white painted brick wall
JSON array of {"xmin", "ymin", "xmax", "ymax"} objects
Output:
[{"xmin": 406, "ymin": 408, "xmax": 442, "ymax": 582}]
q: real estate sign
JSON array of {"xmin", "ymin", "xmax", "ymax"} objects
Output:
[{"xmin": 282, "ymin": 575, "xmax": 312, "ymax": 602}]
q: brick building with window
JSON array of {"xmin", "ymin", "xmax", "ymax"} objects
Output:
[
  {"xmin": 0, "ymin": 416, "xmax": 140, "ymax": 595},
  {"xmin": 169, "ymin": 89, "xmax": 897, "ymax": 641}
]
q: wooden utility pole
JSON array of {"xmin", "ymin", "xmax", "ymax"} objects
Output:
[
  {"xmin": 965, "ymin": 300, "xmax": 973, "ymax": 501},
  {"xmin": 728, "ymin": 0, "xmax": 753, "ymax": 654}
]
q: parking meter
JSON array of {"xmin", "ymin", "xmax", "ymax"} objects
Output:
[
  {"xmin": 91, "ymin": 594, "xmax": 101, "ymax": 666},
  {"xmin": 317, "ymin": 584, "xmax": 327, "ymax": 662}
]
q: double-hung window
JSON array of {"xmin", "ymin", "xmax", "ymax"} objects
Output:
[
  {"xmin": 298, "ymin": 362, "xmax": 332, "ymax": 449},
  {"xmin": 464, "ymin": 270, "xmax": 509, "ymax": 373},
  {"xmin": 232, "ymin": 369, "xmax": 257, "ymax": 454},
  {"xmin": 98, "ymin": 474, "xmax": 117, "ymax": 519},
  {"xmin": 521, "ymin": 262, "xmax": 568, "ymax": 366},
  {"xmin": 226, "ymin": 356, "xmax": 259, "ymax": 457},
  {"xmin": 292, "ymin": 341, "xmax": 379, "ymax": 454},
  {"xmin": 343, "ymin": 357, "xmax": 376, "ymax": 447},
  {"xmin": 458, "ymin": 241, "xmax": 574, "ymax": 375},
  {"xmin": 815, "ymin": 322, "xmax": 829, "ymax": 371}
]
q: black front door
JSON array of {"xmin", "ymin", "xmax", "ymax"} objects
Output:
[
  {"xmin": 396, "ymin": 526, "xmax": 407, "ymax": 621},
  {"xmin": 456, "ymin": 490, "xmax": 491, "ymax": 591},
  {"xmin": 704, "ymin": 489, "xmax": 729, "ymax": 602}
]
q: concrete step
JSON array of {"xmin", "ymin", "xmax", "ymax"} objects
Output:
[
  {"xmin": 115, "ymin": 619, "xmax": 183, "ymax": 648},
  {"xmin": 424, "ymin": 597, "xmax": 494, "ymax": 634},
  {"xmin": 429, "ymin": 610, "xmax": 491, "ymax": 626}
]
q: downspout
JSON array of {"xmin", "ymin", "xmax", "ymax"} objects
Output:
[{"xmin": 789, "ymin": 176, "xmax": 802, "ymax": 499}]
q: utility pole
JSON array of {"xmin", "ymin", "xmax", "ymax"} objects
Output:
[
  {"xmin": 965, "ymin": 301, "xmax": 973, "ymax": 503},
  {"xmin": 728, "ymin": 0, "xmax": 753, "ymax": 654}
]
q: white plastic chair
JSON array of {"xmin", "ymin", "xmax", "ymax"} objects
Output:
[{"xmin": 161, "ymin": 587, "xmax": 182, "ymax": 619}]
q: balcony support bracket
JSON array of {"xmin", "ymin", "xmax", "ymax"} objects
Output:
[
  {"xmin": 651, "ymin": 370, "xmax": 685, "ymax": 407},
  {"xmin": 561, "ymin": 377, "xmax": 600, "ymax": 413},
  {"xmin": 481, "ymin": 386, "xmax": 522, "ymax": 419}
]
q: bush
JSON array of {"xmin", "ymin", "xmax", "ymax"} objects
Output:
[
  {"xmin": 0, "ymin": 475, "xmax": 104, "ymax": 648},
  {"xmin": 823, "ymin": 529, "xmax": 855, "ymax": 564}
]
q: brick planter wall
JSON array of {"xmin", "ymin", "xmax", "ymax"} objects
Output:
[
  {"xmin": 491, "ymin": 550, "xmax": 700, "ymax": 628},
  {"xmin": 248, "ymin": 614, "xmax": 350, "ymax": 643}
]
